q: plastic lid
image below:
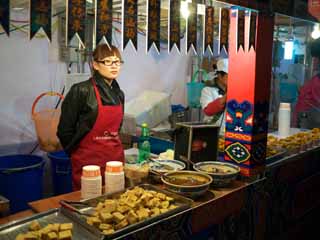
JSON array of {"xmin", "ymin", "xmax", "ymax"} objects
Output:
[
  {"xmin": 279, "ymin": 103, "xmax": 291, "ymax": 109},
  {"xmin": 82, "ymin": 165, "xmax": 101, "ymax": 177},
  {"xmin": 106, "ymin": 161, "xmax": 123, "ymax": 173}
]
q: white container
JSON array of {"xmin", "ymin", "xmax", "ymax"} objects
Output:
[
  {"xmin": 278, "ymin": 103, "xmax": 291, "ymax": 138},
  {"xmin": 105, "ymin": 161, "xmax": 125, "ymax": 194},
  {"xmin": 81, "ymin": 165, "xmax": 102, "ymax": 199}
]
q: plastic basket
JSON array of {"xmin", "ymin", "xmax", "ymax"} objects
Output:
[
  {"xmin": 31, "ymin": 92, "xmax": 64, "ymax": 152},
  {"xmin": 187, "ymin": 69, "xmax": 208, "ymax": 108}
]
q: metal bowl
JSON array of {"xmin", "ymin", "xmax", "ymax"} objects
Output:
[
  {"xmin": 149, "ymin": 159, "xmax": 186, "ymax": 182},
  {"xmin": 193, "ymin": 161, "xmax": 240, "ymax": 187},
  {"xmin": 161, "ymin": 171, "xmax": 212, "ymax": 199}
]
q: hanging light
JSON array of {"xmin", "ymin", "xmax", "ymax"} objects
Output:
[{"xmin": 311, "ymin": 23, "xmax": 320, "ymax": 40}]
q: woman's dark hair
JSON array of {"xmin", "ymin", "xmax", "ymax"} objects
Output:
[
  {"xmin": 92, "ymin": 44, "xmax": 122, "ymax": 61},
  {"xmin": 310, "ymin": 38, "xmax": 320, "ymax": 59},
  {"xmin": 216, "ymin": 71, "xmax": 227, "ymax": 77}
]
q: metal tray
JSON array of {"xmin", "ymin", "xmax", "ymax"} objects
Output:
[
  {"xmin": 61, "ymin": 184, "xmax": 193, "ymax": 240},
  {"xmin": 266, "ymin": 150, "xmax": 287, "ymax": 164},
  {"xmin": 0, "ymin": 208, "xmax": 98, "ymax": 240}
]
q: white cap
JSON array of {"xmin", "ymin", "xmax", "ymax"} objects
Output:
[{"xmin": 216, "ymin": 58, "xmax": 228, "ymax": 73}]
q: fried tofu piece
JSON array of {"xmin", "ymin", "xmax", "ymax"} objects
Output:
[
  {"xmin": 39, "ymin": 227, "xmax": 52, "ymax": 240},
  {"xmin": 168, "ymin": 204, "xmax": 177, "ymax": 210},
  {"xmin": 102, "ymin": 229, "xmax": 115, "ymax": 235},
  {"xmin": 51, "ymin": 223, "xmax": 60, "ymax": 233},
  {"xmin": 29, "ymin": 220, "xmax": 41, "ymax": 231},
  {"xmin": 60, "ymin": 223, "xmax": 73, "ymax": 232},
  {"xmin": 99, "ymin": 223, "xmax": 113, "ymax": 231},
  {"xmin": 15, "ymin": 233, "xmax": 25, "ymax": 240},
  {"xmin": 160, "ymin": 208, "xmax": 169, "ymax": 214},
  {"xmin": 146, "ymin": 198, "xmax": 160, "ymax": 208},
  {"xmin": 112, "ymin": 212, "xmax": 125, "ymax": 223},
  {"xmin": 95, "ymin": 202, "xmax": 105, "ymax": 211},
  {"xmin": 115, "ymin": 219, "xmax": 128, "ymax": 230},
  {"xmin": 165, "ymin": 196, "xmax": 174, "ymax": 202},
  {"xmin": 23, "ymin": 232, "xmax": 38, "ymax": 240},
  {"xmin": 99, "ymin": 212, "xmax": 113, "ymax": 223},
  {"xmin": 117, "ymin": 205, "xmax": 130, "ymax": 214},
  {"xmin": 89, "ymin": 217, "xmax": 102, "ymax": 227},
  {"xmin": 58, "ymin": 230, "xmax": 72, "ymax": 240},
  {"xmin": 47, "ymin": 232, "xmax": 58, "ymax": 240},
  {"xmin": 161, "ymin": 201, "xmax": 170, "ymax": 209},
  {"xmin": 126, "ymin": 210, "xmax": 138, "ymax": 224},
  {"xmin": 136, "ymin": 208, "xmax": 150, "ymax": 221},
  {"xmin": 104, "ymin": 199, "xmax": 117, "ymax": 212},
  {"xmin": 150, "ymin": 207, "xmax": 160, "ymax": 216},
  {"xmin": 156, "ymin": 193, "xmax": 166, "ymax": 200}
]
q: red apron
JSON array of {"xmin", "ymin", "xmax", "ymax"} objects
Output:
[{"xmin": 71, "ymin": 79, "xmax": 124, "ymax": 191}]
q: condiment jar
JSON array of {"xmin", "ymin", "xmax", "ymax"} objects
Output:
[
  {"xmin": 81, "ymin": 165, "xmax": 102, "ymax": 199},
  {"xmin": 105, "ymin": 161, "xmax": 125, "ymax": 194}
]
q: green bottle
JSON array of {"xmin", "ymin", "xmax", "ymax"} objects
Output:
[{"xmin": 138, "ymin": 123, "xmax": 151, "ymax": 163}]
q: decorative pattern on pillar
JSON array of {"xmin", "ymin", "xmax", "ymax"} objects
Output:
[{"xmin": 224, "ymin": 10, "xmax": 274, "ymax": 176}]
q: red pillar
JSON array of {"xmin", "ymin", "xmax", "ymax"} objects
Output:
[{"xmin": 224, "ymin": 10, "xmax": 274, "ymax": 176}]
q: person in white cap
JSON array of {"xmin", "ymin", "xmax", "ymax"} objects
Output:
[{"xmin": 200, "ymin": 58, "xmax": 228, "ymax": 132}]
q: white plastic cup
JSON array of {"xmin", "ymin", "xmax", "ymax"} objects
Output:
[{"xmin": 278, "ymin": 103, "xmax": 291, "ymax": 138}]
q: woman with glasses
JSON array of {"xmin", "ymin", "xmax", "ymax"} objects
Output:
[{"xmin": 57, "ymin": 44, "xmax": 125, "ymax": 190}]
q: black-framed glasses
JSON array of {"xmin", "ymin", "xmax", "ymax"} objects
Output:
[{"xmin": 96, "ymin": 59, "xmax": 124, "ymax": 66}]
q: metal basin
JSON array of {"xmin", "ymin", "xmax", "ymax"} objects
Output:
[
  {"xmin": 161, "ymin": 171, "xmax": 212, "ymax": 199},
  {"xmin": 193, "ymin": 161, "xmax": 240, "ymax": 187}
]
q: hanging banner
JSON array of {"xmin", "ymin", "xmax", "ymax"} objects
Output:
[
  {"xmin": 237, "ymin": 9, "xmax": 245, "ymax": 51},
  {"xmin": 95, "ymin": 0, "xmax": 112, "ymax": 46},
  {"xmin": 0, "ymin": 0, "xmax": 10, "ymax": 36},
  {"xmin": 249, "ymin": 11, "xmax": 257, "ymax": 51},
  {"xmin": 30, "ymin": 0, "xmax": 51, "ymax": 41},
  {"xmin": 122, "ymin": 0, "xmax": 138, "ymax": 51},
  {"xmin": 204, "ymin": 6, "xmax": 214, "ymax": 54},
  {"xmin": 66, "ymin": 0, "xmax": 86, "ymax": 46},
  {"xmin": 169, "ymin": 0, "xmax": 180, "ymax": 52},
  {"xmin": 147, "ymin": 0, "xmax": 161, "ymax": 53},
  {"xmin": 308, "ymin": 0, "xmax": 320, "ymax": 20},
  {"xmin": 187, "ymin": 1, "xmax": 197, "ymax": 54},
  {"xmin": 219, "ymin": 8, "xmax": 230, "ymax": 53}
]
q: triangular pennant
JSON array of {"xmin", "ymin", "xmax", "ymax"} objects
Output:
[
  {"xmin": 204, "ymin": 6, "xmax": 214, "ymax": 54},
  {"xmin": 96, "ymin": 0, "xmax": 112, "ymax": 46},
  {"xmin": 249, "ymin": 11, "xmax": 257, "ymax": 51},
  {"xmin": 122, "ymin": 0, "xmax": 138, "ymax": 51},
  {"xmin": 30, "ymin": 0, "xmax": 52, "ymax": 41},
  {"xmin": 0, "ymin": 0, "xmax": 10, "ymax": 36},
  {"xmin": 169, "ymin": 0, "xmax": 180, "ymax": 52},
  {"xmin": 187, "ymin": 1, "xmax": 197, "ymax": 54},
  {"xmin": 219, "ymin": 8, "xmax": 230, "ymax": 53},
  {"xmin": 237, "ymin": 9, "xmax": 245, "ymax": 51},
  {"xmin": 147, "ymin": 0, "xmax": 161, "ymax": 53},
  {"xmin": 66, "ymin": 0, "xmax": 86, "ymax": 46}
]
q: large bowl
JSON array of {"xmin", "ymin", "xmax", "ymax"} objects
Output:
[
  {"xmin": 149, "ymin": 159, "xmax": 186, "ymax": 182},
  {"xmin": 193, "ymin": 161, "xmax": 240, "ymax": 187},
  {"xmin": 161, "ymin": 171, "xmax": 212, "ymax": 199}
]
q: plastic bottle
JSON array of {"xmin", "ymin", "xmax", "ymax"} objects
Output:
[
  {"xmin": 138, "ymin": 123, "xmax": 151, "ymax": 163},
  {"xmin": 278, "ymin": 102, "xmax": 291, "ymax": 138},
  {"xmin": 81, "ymin": 165, "xmax": 102, "ymax": 199},
  {"xmin": 105, "ymin": 161, "xmax": 125, "ymax": 194}
]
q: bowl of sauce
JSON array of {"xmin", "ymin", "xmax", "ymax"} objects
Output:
[{"xmin": 161, "ymin": 171, "xmax": 212, "ymax": 198}]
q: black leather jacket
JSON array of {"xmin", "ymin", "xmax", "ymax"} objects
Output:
[{"xmin": 57, "ymin": 72, "xmax": 124, "ymax": 155}]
